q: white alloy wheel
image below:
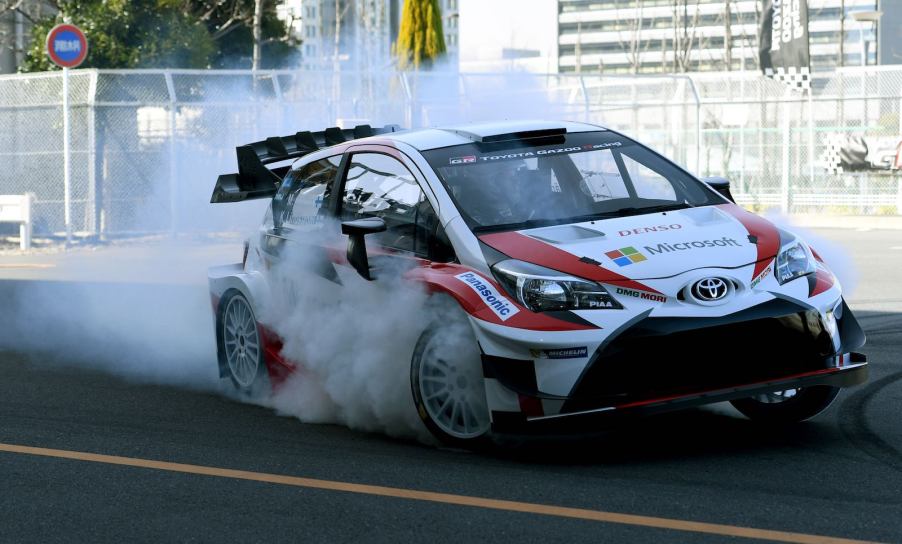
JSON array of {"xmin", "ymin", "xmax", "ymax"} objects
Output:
[
  {"xmin": 222, "ymin": 294, "xmax": 262, "ymax": 389},
  {"xmin": 416, "ymin": 330, "xmax": 490, "ymax": 440}
]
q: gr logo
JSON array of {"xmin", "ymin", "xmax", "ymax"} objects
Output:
[{"xmin": 450, "ymin": 155, "xmax": 476, "ymax": 165}]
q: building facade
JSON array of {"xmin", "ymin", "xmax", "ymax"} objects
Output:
[{"xmin": 558, "ymin": 0, "xmax": 892, "ymax": 74}]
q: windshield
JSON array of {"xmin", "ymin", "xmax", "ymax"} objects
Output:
[{"xmin": 422, "ymin": 131, "xmax": 724, "ymax": 232}]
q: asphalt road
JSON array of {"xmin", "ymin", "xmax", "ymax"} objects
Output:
[{"xmin": 1, "ymin": 228, "xmax": 901, "ymax": 543}]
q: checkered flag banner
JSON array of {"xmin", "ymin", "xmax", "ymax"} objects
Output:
[
  {"xmin": 821, "ymin": 133, "xmax": 845, "ymax": 174},
  {"xmin": 759, "ymin": 0, "xmax": 811, "ymax": 93},
  {"xmin": 764, "ymin": 66, "xmax": 811, "ymax": 92}
]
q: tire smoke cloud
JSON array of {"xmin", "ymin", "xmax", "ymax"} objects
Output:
[
  {"xmin": 0, "ymin": 244, "xmax": 221, "ymax": 388},
  {"xmin": 256, "ymin": 232, "xmax": 440, "ymax": 442}
]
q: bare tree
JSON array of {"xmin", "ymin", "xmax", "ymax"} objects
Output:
[
  {"xmin": 190, "ymin": 0, "xmax": 297, "ymax": 58},
  {"xmin": 729, "ymin": 0, "xmax": 759, "ymax": 71},
  {"xmin": 671, "ymin": 0, "xmax": 701, "ymax": 73},
  {"xmin": 615, "ymin": 0, "xmax": 651, "ymax": 75}
]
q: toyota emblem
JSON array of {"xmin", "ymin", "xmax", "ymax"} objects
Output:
[{"xmin": 692, "ymin": 277, "xmax": 729, "ymax": 301}]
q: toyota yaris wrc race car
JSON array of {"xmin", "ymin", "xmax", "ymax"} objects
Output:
[{"xmin": 208, "ymin": 120, "xmax": 867, "ymax": 447}]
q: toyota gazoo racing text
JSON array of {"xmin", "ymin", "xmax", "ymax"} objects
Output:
[{"xmin": 208, "ymin": 121, "xmax": 867, "ymax": 447}]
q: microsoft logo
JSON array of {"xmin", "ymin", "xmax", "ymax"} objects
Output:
[{"xmin": 605, "ymin": 246, "xmax": 648, "ymax": 267}]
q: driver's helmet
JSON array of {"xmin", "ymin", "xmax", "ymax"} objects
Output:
[{"xmin": 455, "ymin": 159, "xmax": 526, "ymax": 224}]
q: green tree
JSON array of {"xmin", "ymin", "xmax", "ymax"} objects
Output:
[
  {"xmin": 19, "ymin": 0, "xmax": 296, "ymax": 71},
  {"xmin": 188, "ymin": 0, "xmax": 298, "ymax": 68},
  {"xmin": 395, "ymin": 0, "xmax": 445, "ymax": 70}
]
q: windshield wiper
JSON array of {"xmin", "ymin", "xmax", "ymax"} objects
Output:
[
  {"xmin": 610, "ymin": 201, "xmax": 693, "ymax": 216},
  {"xmin": 591, "ymin": 201, "xmax": 694, "ymax": 218},
  {"xmin": 471, "ymin": 217, "xmax": 575, "ymax": 233},
  {"xmin": 558, "ymin": 202, "xmax": 692, "ymax": 223}
]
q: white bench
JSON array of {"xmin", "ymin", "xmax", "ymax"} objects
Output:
[{"xmin": 0, "ymin": 194, "xmax": 33, "ymax": 250}]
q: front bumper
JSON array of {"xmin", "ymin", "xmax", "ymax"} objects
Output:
[
  {"xmin": 492, "ymin": 356, "xmax": 867, "ymax": 435},
  {"xmin": 485, "ymin": 297, "xmax": 868, "ymax": 435}
]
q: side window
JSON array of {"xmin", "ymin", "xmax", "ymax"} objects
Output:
[
  {"xmin": 273, "ymin": 155, "xmax": 341, "ymax": 231},
  {"xmin": 340, "ymin": 152, "xmax": 435, "ymax": 255},
  {"xmin": 620, "ymin": 153, "xmax": 678, "ymax": 201}
]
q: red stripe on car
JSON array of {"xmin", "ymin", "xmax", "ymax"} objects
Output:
[
  {"xmin": 478, "ymin": 231, "xmax": 662, "ymax": 295},
  {"xmin": 716, "ymin": 204, "xmax": 780, "ymax": 278},
  {"xmin": 405, "ymin": 263, "xmax": 598, "ymax": 331},
  {"xmin": 809, "ymin": 267, "xmax": 835, "ymax": 297}
]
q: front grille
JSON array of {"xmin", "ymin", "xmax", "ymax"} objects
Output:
[{"xmin": 564, "ymin": 301, "xmax": 836, "ymax": 413}]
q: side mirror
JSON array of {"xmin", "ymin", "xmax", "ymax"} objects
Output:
[
  {"xmin": 341, "ymin": 217, "xmax": 386, "ymax": 280},
  {"xmin": 702, "ymin": 176, "xmax": 735, "ymax": 203}
]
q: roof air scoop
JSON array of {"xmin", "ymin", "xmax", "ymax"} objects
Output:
[{"xmin": 451, "ymin": 127, "xmax": 567, "ymax": 144}]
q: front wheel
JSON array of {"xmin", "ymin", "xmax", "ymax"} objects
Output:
[
  {"xmin": 411, "ymin": 325, "xmax": 491, "ymax": 449},
  {"xmin": 730, "ymin": 386, "xmax": 840, "ymax": 423}
]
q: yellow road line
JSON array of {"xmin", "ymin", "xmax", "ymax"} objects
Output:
[{"xmin": 0, "ymin": 442, "xmax": 879, "ymax": 544}]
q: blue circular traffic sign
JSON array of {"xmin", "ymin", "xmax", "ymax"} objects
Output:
[{"xmin": 46, "ymin": 24, "xmax": 88, "ymax": 68}]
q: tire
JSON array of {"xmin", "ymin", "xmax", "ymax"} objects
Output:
[
  {"xmin": 730, "ymin": 385, "xmax": 840, "ymax": 423},
  {"xmin": 410, "ymin": 324, "xmax": 491, "ymax": 449},
  {"xmin": 217, "ymin": 290, "xmax": 269, "ymax": 397}
]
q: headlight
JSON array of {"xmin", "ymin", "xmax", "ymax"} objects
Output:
[
  {"xmin": 775, "ymin": 240, "xmax": 816, "ymax": 285},
  {"xmin": 491, "ymin": 259, "xmax": 622, "ymax": 312}
]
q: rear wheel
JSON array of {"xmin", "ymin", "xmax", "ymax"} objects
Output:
[
  {"xmin": 411, "ymin": 325, "xmax": 491, "ymax": 448},
  {"xmin": 730, "ymin": 386, "xmax": 840, "ymax": 423},
  {"xmin": 218, "ymin": 291, "xmax": 268, "ymax": 396}
]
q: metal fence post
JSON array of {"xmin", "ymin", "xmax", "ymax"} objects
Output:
[
  {"xmin": 739, "ymin": 76, "xmax": 746, "ymax": 192},
  {"xmin": 21, "ymin": 192, "xmax": 32, "ymax": 250},
  {"xmin": 686, "ymin": 76, "xmax": 702, "ymax": 174},
  {"xmin": 399, "ymin": 72, "xmax": 413, "ymax": 129},
  {"xmin": 271, "ymin": 71, "xmax": 284, "ymax": 135},
  {"xmin": 780, "ymin": 88, "xmax": 791, "ymax": 213},
  {"xmin": 578, "ymin": 74, "xmax": 590, "ymax": 121},
  {"xmin": 164, "ymin": 71, "xmax": 178, "ymax": 234},
  {"xmin": 807, "ymin": 88, "xmax": 815, "ymax": 193},
  {"xmin": 62, "ymin": 67, "xmax": 72, "ymax": 242},
  {"xmin": 86, "ymin": 70, "xmax": 99, "ymax": 237}
]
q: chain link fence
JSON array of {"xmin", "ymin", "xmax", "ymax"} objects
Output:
[{"xmin": 1, "ymin": 67, "xmax": 900, "ymax": 237}]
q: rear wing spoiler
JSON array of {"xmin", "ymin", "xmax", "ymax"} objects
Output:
[{"xmin": 210, "ymin": 124, "xmax": 402, "ymax": 203}]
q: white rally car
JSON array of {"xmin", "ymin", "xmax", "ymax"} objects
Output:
[{"xmin": 208, "ymin": 121, "xmax": 867, "ymax": 447}]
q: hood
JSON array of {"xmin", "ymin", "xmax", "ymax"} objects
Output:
[{"xmin": 480, "ymin": 205, "xmax": 782, "ymax": 283}]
